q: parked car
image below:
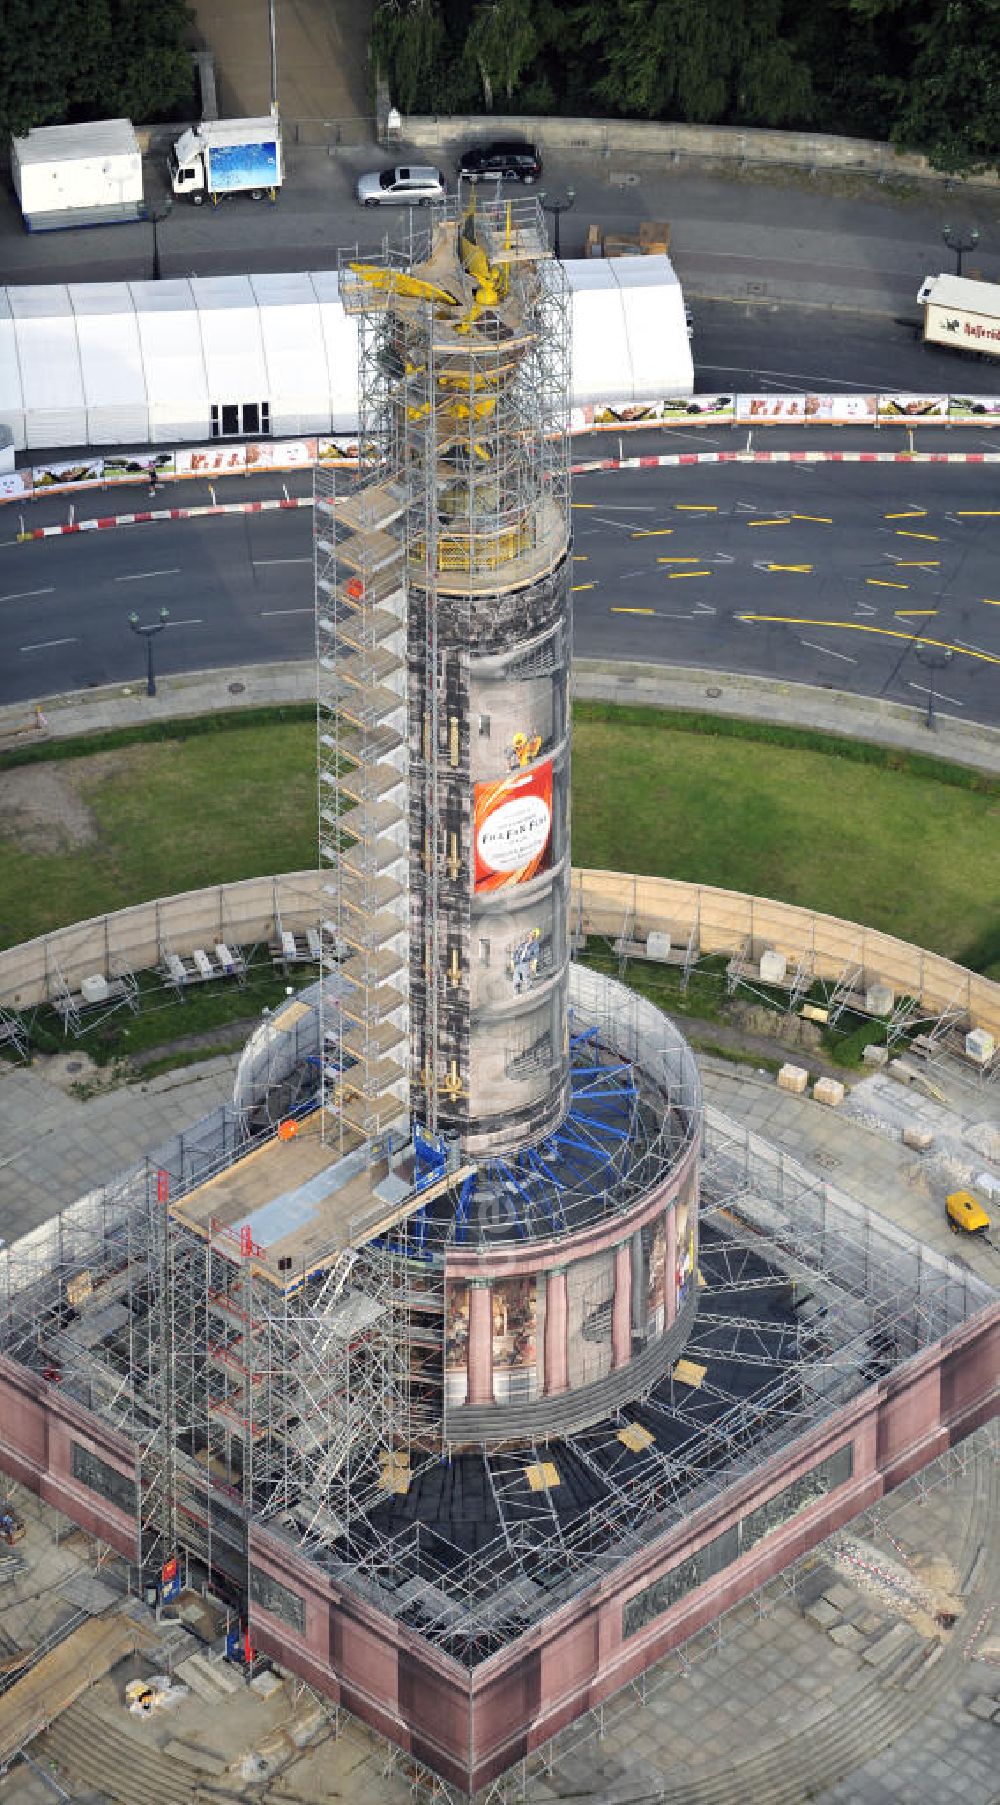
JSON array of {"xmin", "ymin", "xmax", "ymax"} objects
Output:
[
  {"xmin": 458, "ymin": 140, "xmax": 543, "ymax": 184},
  {"xmin": 356, "ymin": 165, "xmax": 446, "ymax": 207}
]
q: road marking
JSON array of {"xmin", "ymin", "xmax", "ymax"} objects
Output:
[
  {"xmin": 892, "ymin": 560, "xmax": 939, "ymax": 567},
  {"xmin": 656, "ymin": 556, "xmax": 699, "ymax": 564},
  {"xmin": 867, "ymin": 578, "xmax": 909, "ymax": 590},
  {"xmin": 114, "ymin": 568, "xmax": 181, "ymax": 582},
  {"xmin": 895, "ymin": 530, "xmax": 939, "ymax": 541},
  {"xmin": 572, "ymin": 583, "xmax": 596, "ymax": 592},
  {"xmin": 766, "ymin": 563, "xmax": 813, "ymax": 573},
  {"xmin": 163, "ymin": 617, "xmax": 202, "ymax": 627},
  {"xmin": 631, "ymin": 528, "xmax": 673, "ymax": 538},
  {"xmin": 799, "ymin": 639, "xmax": 857, "ymax": 663},
  {"xmin": 791, "ymin": 515, "xmax": 832, "ymax": 524},
  {"xmin": 668, "ymin": 569, "xmax": 711, "ymax": 579},
  {"xmin": 611, "ymin": 606, "xmax": 655, "ymax": 615},
  {"xmin": 674, "ymin": 504, "xmax": 716, "ymax": 513},
  {"xmin": 737, "ymin": 617, "xmax": 1000, "ymax": 667},
  {"xmin": 747, "ymin": 518, "xmax": 791, "ymax": 527},
  {"xmin": 252, "ymin": 557, "xmax": 312, "ymax": 567},
  {"xmin": 573, "ymin": 554, "xmax": 589, "ymax": 561},
  {"xmin": 884, "ymin": 511, "xmax": 926, "ymax": 519},
  {"xmin": 20, "ymin": 636, "xmax": 78, "ymax": 652},
  {"xmin": 853, "ymin": 604, "xmax": 878, "ymax": 616},
  {"xmin": 894, "ymin": 609, "xmax": 938, "ymax": 617},
  {"xmin": 0, "ymin": 586, "xmax": 55, "ymax": 604},
  {"xmin": 956, "ymin": 510, "xmax": 1000, "ymax": 516},
  {"xmin": 982, "ymin": 598, "xmax": 1000, "ymax": 606},
  {"xmin": 955, "ymin": 638, "xmax": 992, "ymax": 655},
  {"xmin": 260, "ymin": 607, "xmax": 313, "ymax": 616},
  {"xmin": 572, "ymin": 503, "xmax": 596, "ymax": 509},
  {"xmin": 909, "ymin": 681, "xmax": 963, "ymax": 707}
]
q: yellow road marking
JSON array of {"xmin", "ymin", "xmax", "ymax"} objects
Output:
[
  {"xmin": 791, "ymin": 515, "xmax": 832, "ymax": 524},
  {"xmin": 867, "ymin": 578, "xmax": 909, "ymax": 590},
  {"xmin": 572, "ymin": 502, "xmax": 596, "ymax": 509},
  {"xmin": 982, "ymin": 598, "xmax": 1000, "ymax": 606},
  {"xmin": 884, "ymin": 511, "xmax": 926, "ymax": 519},
  {"xmin": 748, "ymin": 518, "xmax": 791, "ymax": 527},
  {"xmin": 611, "ymin": 606, "xmax": 655, "ymax": 615},
  {"xmin": 736, "ymin": 617, "xmax": 1000, "ymax": 667},
  {"xmin": 957, "ymin": 510, "xmax": 1000, "ymax": 516},
  {"xmin": 656, "ymin": 556, "xmax": 699, "ymax": 563},
  {"xmin": 894, "ymin": 609, "xmax": 938, "ymax": 617},
  {"xmin": 669, "ymin": 569, "xmax": 711, "ymax": 579},
  {"xmin": 893, "ymin": 560, "xmax": 939, "ymax": 567},
  {"xmin": 572, "ymin": 583, "xmax": 595, "ymax": 592},
  {"xmin": 631, "ymin": 528, "xmax": 673, "ymax": 537},
  {"xmin": 896, "ymin": 530, "xmax": 939, "ymax": 541},
  {"xmin": 767, "ymin": 563, "xmax": 814, "ymax": 573},
  {"xmin": 675, "ymin": 504, "xmax": 717, "ymax": 511},
  {"xmin": 573, "ymin": 554, "xmax": 588, "ymax": 561}
]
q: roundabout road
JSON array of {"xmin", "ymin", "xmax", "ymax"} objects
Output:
[{"xmin": 1, "ymin": 462, "xmax": 999, "ymax": 725}]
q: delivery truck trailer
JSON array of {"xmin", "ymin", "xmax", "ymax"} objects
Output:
[
  {"xmin": 170, "ymin": 116, "xmax": 283, "ymax": 206},
  {"xmin": 918, "ymin": 273, "xmax": 1000, "ymax": 359},
  {"xmin": 11, "ymin": 120, "xmax": 144, "ymax": 232}
]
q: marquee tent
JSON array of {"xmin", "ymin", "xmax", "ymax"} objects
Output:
[{"xmin": 0, "ymin": 259, "xmax": 693, "ymax": 453}]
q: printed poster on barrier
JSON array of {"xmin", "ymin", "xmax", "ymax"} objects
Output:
[
  {"xmin": 245, "ymin": 438, "xmax": 317, "ymax": 471},
  {"xmin": 317, "ymin": 436, "xmax": 361, "ymax": 463},
  {"xmin": 474, "ymin": 760, "xmax": 553, "ymax": 893},
  {"xmin": 174, "ymin": 445, "xmax": 247, "ymax": 476},
  {"xmin": 737, "ymin": 394, "xmax": 876, "ymax": 424},
  {"xmin": 877, "ymin": 393, "xmax": 948, "ymax": 423},
  {"xmin": 948, "ymin": 395, "xmax": 1000, "ymax": 421},
  {"xmin": 31, "ymin": 457, "xmax": 104, "ymax": 490},
  {"xmin": 0, "ymin": 471, "xmax": 33, "ymax": 500},
  {"xmin": 102, "ymin": 451, "xmax": 176, "ymax": 483}
]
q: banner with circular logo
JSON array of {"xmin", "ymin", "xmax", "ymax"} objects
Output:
[{"xmin": 474, "ymin": 761, "xmax": 553, "ymax": 892}]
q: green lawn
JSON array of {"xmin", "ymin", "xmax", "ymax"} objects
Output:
[{"xmin": 0, "ymin": 709, "xmax": 997, "ymax": 977}]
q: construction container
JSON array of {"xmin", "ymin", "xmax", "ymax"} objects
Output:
[{"xmin": 11, "ymin": 120, "xmax": 144, "ymax": 231}]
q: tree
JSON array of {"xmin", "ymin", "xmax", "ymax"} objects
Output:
[
  {"xmin": 371, "ymin": 0, "xmax": 448, "ymax": 113},
  {"xmin": 0, "ymin": 0, "xmax": 77, "ymax": 137},
  {"xmin": 0, "ymin": 0, "xmax": 193, "ymax": 139},
  {"xmin": 463, "ymin": 0, "xmax": 538, "ymax": 107}
]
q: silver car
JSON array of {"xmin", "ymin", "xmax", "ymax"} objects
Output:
[{"xmin": 356, "ymin": 165, "xmax": 446, "ymax": 207}]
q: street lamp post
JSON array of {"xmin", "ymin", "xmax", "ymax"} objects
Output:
[
  {"xmin": 942, "ymin": 223, "xmax": 979, "ymax": 277},
  {"xmin": 914, "ymin": 639, "xmax": 954, "ymax": 731},
  {"xmin": 129, "ymin": 608, "xmax": 170, "ymax": 697},
  {"xmin": 540, "ymin": 187, "xmax": 575, "ymax": 260}
]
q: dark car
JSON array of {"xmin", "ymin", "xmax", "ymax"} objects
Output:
[{"xmin": 458, "ymin": 140, "xmax": 543, "ymax": 184}]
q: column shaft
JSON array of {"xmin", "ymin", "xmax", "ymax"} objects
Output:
[
  {"xmin": 543, "ymin": 1268, "xmax": 569, "ymax": 1395},
  {"xmin": 467, "ymin": 1283, "xmax": 494, "ymax": 1406},
  {"xmin": 611, "ymin": 1241, "xmax": 632, "ymax": 1370}
]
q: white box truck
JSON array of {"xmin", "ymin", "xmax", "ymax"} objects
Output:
[
  {"xmin": 917, "ymin": 272, "xmax": 1000, "ymax": 359},
  {"xmin": 11, "ymin": 119, "xmax": 144, "ymax": 231},
  {"xmin": 169, "ymin": 115, "xmax": 283, "ymax": 206}
]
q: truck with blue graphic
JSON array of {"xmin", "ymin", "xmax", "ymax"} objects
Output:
[{"xmin": 170, "ymin": 115, "xmax": 283, "ymax": 206}]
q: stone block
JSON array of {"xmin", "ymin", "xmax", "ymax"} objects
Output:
[
  {"xmin": 966, "ymin": 1694, "xmax": 999, "ymax": 1722},
  {"xmin": 866, "ymin": 981, "xmax": 894, "ymax": 1016},
  {"xmin": 778, "ymin": 1063, "xmax": 808, "ymax": 1094},
  {"xmin": 862, "ymin": 1042, "xmax": 889, "ymax": 1068},
  {"xmin": 759, "ymin": 949, "xmax": 787, "ymax": 985},
  {"xmin": 965, "ymin": 1028, "xmax": 995, "ymax": 1065},
  {"xmin": 902, "ymin": 1125, "xmax": 934, "ymax": 1151},
  {"xmin": 813, "ymin": 1076, "xmax": 846, "ymax": 1107},
  {"xmin": 646, "ymin": 930, "xmax": 671, "ymax": 960}
]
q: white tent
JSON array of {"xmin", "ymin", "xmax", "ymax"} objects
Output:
[
  {"xmin": 0, "ymin": 258, "xmax": 692, "ymax": 453},
  {"xmin": 565, "ymin": 255, "xmax": 693, "ymax": 406}
]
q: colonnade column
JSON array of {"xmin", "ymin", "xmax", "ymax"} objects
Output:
[
  {"xmin": 611, "ymin": 1241, "xmax": 632, "ymax": 1370},
  {"xmin": 467, "ymin": 1280, "xmax": 494, "ymax": 1406},
  {"xmin": 543, "ymin": 1267, "xmax": 569, "ymax": 1395},
  {"xmin": 665, "ymin": 1208, "xmax": 677, "ymax": 1329}
]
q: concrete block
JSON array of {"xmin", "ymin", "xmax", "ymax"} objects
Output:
[
  {"xmin": 813, "ymin": 1076, "xmax": 845, "ymax": 1107},
  {"xmin": 966, "ymin": 1028, "xmax": 995, "ymax": 1064},
  {"xmin": 975, "ymin": 1170, "xmax": 1000, "ymax": 1203},
  {"xmin": 80, "ymin": 973, "xmax": 108, "ymax": 1004},
  {"xmin": 646, "ymin": 930, "xmax": 671, "ymax": 960},
  {"xmin": 777, "ymin": 1063, "xmax": 808, "ymax": 1094},
  {"xmin": 862, "ymin": 1042, "xmax": 889, "ymax": 1068},
  {"xmin": 902, "ymin": 1125, "xmax": 934, "ymax": 1151},
  {"xmin": 759, "ymin": 949, "xmax": 787, "ymax": 985},
  {"xmin": 866, "ymin": 982, "xmax": 894, "ymax": 1016},
  {"xmin": 965, "ymin": 1694, "xmax": 999, "ymax": 1722}
]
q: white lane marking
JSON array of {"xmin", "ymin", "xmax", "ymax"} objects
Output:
[
  {"xmin": 616, "ymin": 569, "xmax": 652, "ymax": 581},
  {"xmin": 0, "ymin": 586, "xmax": 55, "ymax": 603},
  {"xmin": 163, "ymin": 618, "xmax": 202, "ymax": 627},
  {"xmin": 260, "ymin": 607, "xmax": 313, "ymax": 616},
  {"xmin": 954, "ymin": 637, "xmax": 992, "ymax": 656},
  {"xmin": 590, "ymin": 515, "xmax": 647, "ymax": 531},
  {"xmin": 114, "ymin": 568, "xmax": 182, "ymax": 582},
  {"xmin": 853, "ymin": 603, "xmax": 878, "ymax": 616},
  {"xmin": 909, "ymin": 681, "xmax": 963, "ymax": 707},
  {"xmin": 799, "ymin": 638, "xmax": 857, "ymax": 664},
  {"xmin": 252, "ymin": 557, "xmax": 313, "ymax": 566},
  {"xmin": 20, "ymin": 636, "xmax": 78, "ymax": 652}
]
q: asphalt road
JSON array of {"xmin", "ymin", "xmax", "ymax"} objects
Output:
[{"xmin": 3, "ymin": 464, "xmax": 999, "ymax": 723}]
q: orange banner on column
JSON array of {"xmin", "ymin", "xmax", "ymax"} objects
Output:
[{"xmin": 474, "ymin": 760, "xmax": 553, "ymax": 892}]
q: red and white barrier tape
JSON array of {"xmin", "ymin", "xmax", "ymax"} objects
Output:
[
  {"xmin": 570, "ymin": 449, "xmax": 1000, "ymax": 473},
  {"xmin": 19, "ymin": 495, "xmax": 311, "ymax": 541}
]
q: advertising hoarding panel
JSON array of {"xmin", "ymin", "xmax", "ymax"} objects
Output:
[{"xmin": 474, "ymin": 760, "xmax": 553, "ymax": 893}]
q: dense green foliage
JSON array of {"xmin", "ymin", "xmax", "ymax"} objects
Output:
[
  {"xmin": 0, "ymin": 0, "xmax": 193, "ymax": 138},
  {"xmin": 371, "ymin": 0, "xmax": 1000, "ymax": 171}
]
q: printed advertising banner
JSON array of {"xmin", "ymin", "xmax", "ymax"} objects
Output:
[
  {"xmin": 737, "ymin": 393, "xmax": 877, "ymax": 423},
  {"xmin": 474, "ymin": 761, "xmax": 553, "ymax": 893},
  {"xmin": 0, "ymin": 471, "xmax": 32, "ymax": 499},
  {"xmin": 877, "ymin": 393, "xmax": 948, "ymax": 422},
  {"xmin": 948, "ymin": 395, "xmax": 1000, "ymax": 421},
  {"xmin": 244, "ymin": 438, "xmax": 317, "ymax": 471}
]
